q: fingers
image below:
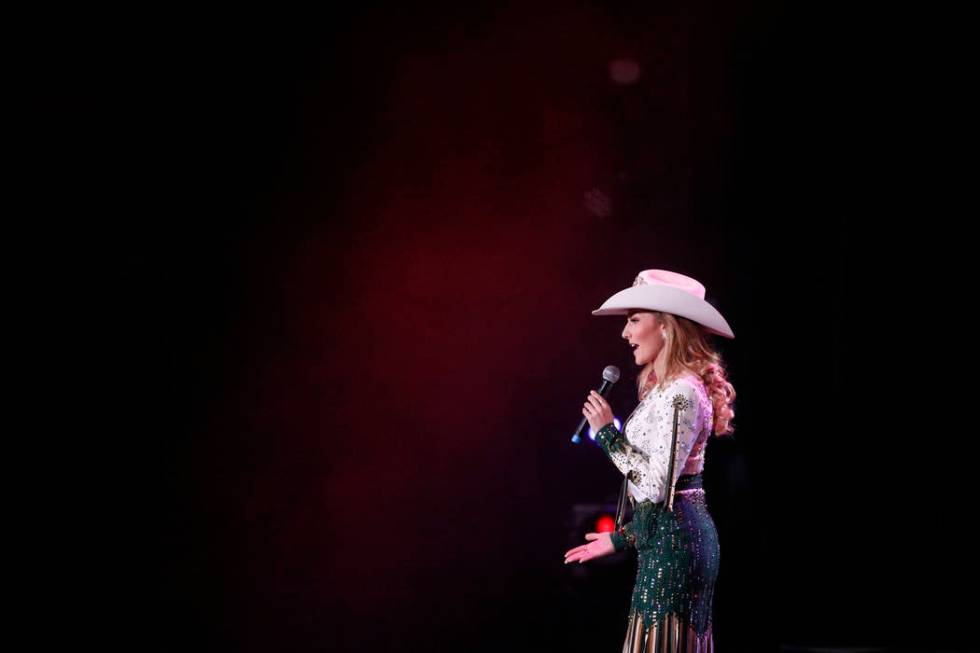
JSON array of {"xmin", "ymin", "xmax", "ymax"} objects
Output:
[
  {"xmin": 584, "ymin": 392, "xmax": 608, "ymax": 412},
  {"xmin": 564, "ymin": 545, "xmax": 586, "ymax": 562},
  {"xmin": 583, "ymin": 392, "xmax": 605, "ymax": 416},
  {"xmin": 564, "ymin": 533, "xmax": 612, "ymax": 564},
  {"xmin": 564, "ymin": 542, "xmax": 593, "ymax": 564}
]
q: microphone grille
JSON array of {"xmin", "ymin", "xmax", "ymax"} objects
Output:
[{"xmin": 602, "ymin": 365, "xmax": 621, "ymax": 383}]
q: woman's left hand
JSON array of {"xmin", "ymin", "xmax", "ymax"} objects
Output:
[
  {"xmin": 582, "ymin": 390, "xmax": 614, "ymax": 433},
  {"xmin": 564, "ymin": 531, "xmax": 615, "ymax": 564}
]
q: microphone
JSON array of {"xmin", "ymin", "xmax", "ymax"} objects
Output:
[{"xmin": 570, "ymin": 365, "xmax": 620, "ymax": 444}]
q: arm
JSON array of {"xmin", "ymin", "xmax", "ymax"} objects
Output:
[
  {"xmin": 595, "ymin": 379, "xmax": 704, "ymax": 506},
  {"xmin": 593, "ymin": 426, "xmax": 641, "ymax": 551},
  {"xmin": 594, "ymin": 425, "xmax": 642, "ymax": 551}
]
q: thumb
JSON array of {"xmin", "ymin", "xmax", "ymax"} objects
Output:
[{"xmin": 584, "ymin": 532, "xmax": 598, "ymax": 540}]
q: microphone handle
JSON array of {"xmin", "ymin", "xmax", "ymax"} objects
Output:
[{"xmin": 570, "ymin": 379, "xmax": 614, "ymax": 443}]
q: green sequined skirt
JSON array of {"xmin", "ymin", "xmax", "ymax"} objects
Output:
[{"xmin": 621, "ymin": 473, "xmax": 719, "ymax": 653}]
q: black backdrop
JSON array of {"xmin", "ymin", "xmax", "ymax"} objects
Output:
[{"xmin": 100, "ymin": 2, "xmax": 975, "ymax": 651}]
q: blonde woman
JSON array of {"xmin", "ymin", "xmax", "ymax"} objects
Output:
[{"xmin": 564, "ymin": 269, "xmax": 736, "ymax": 652}]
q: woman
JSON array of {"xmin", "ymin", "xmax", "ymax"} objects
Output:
[{"xmin": 563, "ymin": 269, "xmax": 736, "ymax": 652}]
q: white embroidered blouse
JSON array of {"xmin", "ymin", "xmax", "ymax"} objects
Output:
[{"xmin": 600, "ymin": 371, "xmax": 713, "ymax": 504}]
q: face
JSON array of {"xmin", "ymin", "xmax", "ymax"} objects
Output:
[{"xmin": 622, "ymin": 310, "xmax": 666, "ymax": 366}]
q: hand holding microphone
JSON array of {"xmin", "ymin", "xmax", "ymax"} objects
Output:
[
  {"xmin": 570, "ymin": 365, "xmax": 619, "ymax": 443},
  {"xmin": 582, "ymin": 390, "xmax": 615, "ymax": 433}
]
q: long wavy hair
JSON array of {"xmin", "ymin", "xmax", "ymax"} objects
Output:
[{"xmin": 638, "ymin": 311, "xmax": 736, "ymax": 437}]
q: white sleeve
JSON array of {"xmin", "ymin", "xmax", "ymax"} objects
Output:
[{"xmin": 620, "ymin": 379, "xmax": 704, "ymax": 504}]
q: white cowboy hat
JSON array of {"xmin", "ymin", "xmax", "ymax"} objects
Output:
[{"xmin": 592, "ymin": 269, "xmax": 735, "ymax": 339}]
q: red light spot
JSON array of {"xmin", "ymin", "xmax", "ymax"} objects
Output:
[{"xmin": 595, "ymin": 514, "xmax": 616, "ymax": 533}]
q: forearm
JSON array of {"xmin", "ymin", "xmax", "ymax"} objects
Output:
[
  {"xmin": 595, "ymin": 423, "xmax": 656, "ymax": 495},
  {"xmin": 595, "ymin": 423, "xmax": 631, "ymax": 460}
]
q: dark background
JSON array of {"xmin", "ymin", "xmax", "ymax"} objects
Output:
[{"xmin": 85, "ymin": 1, "xmax": 972, "ymax": 651}]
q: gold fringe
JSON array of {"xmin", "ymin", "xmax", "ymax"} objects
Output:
[{"xmin": 621, "ymin": 610, "xmax": 713, "ymax": 653}]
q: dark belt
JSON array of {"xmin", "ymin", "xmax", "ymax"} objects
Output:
[{"xmin": 628, "ymin": 472, "xmax": 703, "ymax": 507}]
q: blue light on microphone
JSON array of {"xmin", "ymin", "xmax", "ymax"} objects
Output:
[{"xmin": 587, "ymin": 417, "xmax": 621, "ymax": 441}]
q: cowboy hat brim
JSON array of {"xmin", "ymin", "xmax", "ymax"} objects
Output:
[{"xmin": 592, "ymin": 284, "xmax": 735, "ymax": 339}]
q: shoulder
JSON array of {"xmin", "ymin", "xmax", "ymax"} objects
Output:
[
  {"xmin": 661, "ymin": 373, "xmax": 708, "ymax": 411},
  {"xmin": 667, "ymin": 371, "xmax": 706, "ymax": 396}
]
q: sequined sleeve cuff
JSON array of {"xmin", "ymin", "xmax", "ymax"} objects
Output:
[
  {"xmin": 595, "ymin": 423, "xmax": 623, "ymax": 455},
  {"xmin": 610, "ymin": 522, "xmax": 636, "ymax": 552}
]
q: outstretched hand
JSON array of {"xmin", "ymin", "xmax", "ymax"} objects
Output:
[{"xmin": 564, "ymin": 531, "xmax": 615, "ymax": 565}]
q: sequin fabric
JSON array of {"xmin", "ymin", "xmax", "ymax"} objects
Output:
[
  {"xmin": 594, "ymin": 374, "xmax": 720, "ymax": 650},
  {"xmin": 619, "ymin": 474, "xmax": 719, "ymax": 650}
]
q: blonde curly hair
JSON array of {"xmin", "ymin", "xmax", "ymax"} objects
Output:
[{"xmin": 638, "ymin": 311, "xmax": 736, "ymax": 437}]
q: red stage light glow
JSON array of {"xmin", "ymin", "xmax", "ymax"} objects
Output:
[{"xmin": 595, "ymin": 514, "xmax": 616, "ymax": 533}]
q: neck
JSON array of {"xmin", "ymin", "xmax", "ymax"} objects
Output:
[
  {"xmin": 639, "ymin": 352, "xmax": 674, "ymax": 395},
  {"xmin": 652, "ymin": 349, "xmax": 670, "ymax": 383}
]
